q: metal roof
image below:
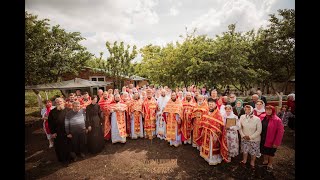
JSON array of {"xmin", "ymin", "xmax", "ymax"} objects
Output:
[
  {"xmin": 129, "ymin": 75, "xmax": 148, "ymax": 81},
  {"xmin": 25, "ymin": 78, "xmax": 112, "ymax": 90},
  {"xmin": 84, "ymin": 66, "xmax": 148, "ymax": 80}
]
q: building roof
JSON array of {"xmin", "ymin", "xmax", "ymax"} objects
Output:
[
  {"xmin": 25, "ymin": 78, "xmax": 112, "ymax": 90},
  {"xmin": 84, "ymin": 66, "xmax": 148, "ymax": 81},
  {"xmin": 84, "ymin": 66, "xmax": 130, "ymax": 79},
  {"xmin": 129, "ymin": 75, "xmax": 148, "ymax": 81}
]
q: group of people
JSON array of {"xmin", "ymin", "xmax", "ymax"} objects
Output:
[{"xmin": 41, "ymin": 84, "xmax": 294, "ymax": 171}]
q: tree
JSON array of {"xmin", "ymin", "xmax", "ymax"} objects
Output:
[
  {"xmin": 250, "ymin": 9, "xmax": 295, "ymax": 93},
  {"xmin": 99, "ymin": 41, "xmax": 138, "ymax": 89},
  {"xmin": 134, "ymin": 9, "xmax": 294, "ymax": 94},
  {"xmin": 25, "ymin": 12, "xmax": 93, "ymax": 86}
]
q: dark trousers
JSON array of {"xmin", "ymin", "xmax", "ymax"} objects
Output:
[
  {"xmin": 71, "ymin": 131, "xmax": 86, "ymax": 155},
  {"xmin": 54, "ymin": 134, "xmax": 71, "ymax": 162},
  {"xmin": 288, "ymin": 116, "xmax": 295, "ymax": 130}
]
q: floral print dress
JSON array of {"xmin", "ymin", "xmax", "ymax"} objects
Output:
[{"xmin": 224, "ymin": 113, "xmax": 240, "ymax": 159}]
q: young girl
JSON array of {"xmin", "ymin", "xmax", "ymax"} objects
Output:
[
  {"xmin": 41, "ymin": 100, "xmax": 55, "ymax": 148},
  {"xmin": 223, "ymin": 105, "xmax": 240, "ymax": 162}
]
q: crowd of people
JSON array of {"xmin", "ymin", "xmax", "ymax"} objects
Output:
[{"xmin": 41, "ymin": 84, "xmax": 295, "ymax": 171}]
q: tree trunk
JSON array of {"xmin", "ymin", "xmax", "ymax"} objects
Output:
[
  {"xmin": 113, "ymin": 80, "xmax": 116, "ymax": 89},
  {"xmin": 44, "ymin": 91, "xmax": 48, "ymax": 100},
  {"xmin": 261, "ymin": 82, "xmax": 265, "ymax": 94},
  {"xmin": 60, "ymin": 90, "xmax": 67, "ymax": 98},
  {"xmin": 231, "ymin": 82, "xmax": 242, "ymax": 92},
  {"xmin": 282, "ymin": 80, "xmax": 289, "ymax": 94},
  {"xmin": 32, "ymin": 89, "xmax": 43, "ymax": 114}
]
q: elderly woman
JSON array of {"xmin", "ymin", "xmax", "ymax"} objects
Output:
[
  {"xmin": 260, "ymin": 105, "xmax": 284, "ymax": 171},
  {"xmin": 239, "ymin": 105, "xmax": 262, "ymax": 169},
  {"xmin": 287, "ymin": 93, "xmax": 295, "ymax": 114},
  {"xmin": 233, "ymin": 99, "xmax": 245, "ymax": 119},
  {"xmin": 253, "ymin": 100, "xmax": 266, "ymax": 121},
  {"xmin": 223, "ymin": 105, "xmax": 240, "ymax": 162}
]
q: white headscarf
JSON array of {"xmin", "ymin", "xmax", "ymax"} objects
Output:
[
  {"xmin": 254, "ymin": 101, "xmax": 265, "ymax": 113},
  {"xmin": 288, "ymin": 93, "xmax": 295, "ymax": 101},
  {"xmin": 223, "ymin": 105, "xmax": 238, "ymax": 125},
  {"xmin": 245, "ymin": 105, "xmax": 254, "ymax": 120}
]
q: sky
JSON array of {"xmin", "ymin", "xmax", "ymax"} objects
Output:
[{"xmin": 26, "ymin": 0, "xmax": 294, "ymax": 60}]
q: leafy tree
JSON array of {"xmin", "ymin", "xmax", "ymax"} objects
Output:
[
  {"xmin": 99, "ymin": 41, "xmax": 138, "ymax": 89},
  {"xmin": 132, "ymin": 9, "xmax": 295, "ymax": 94},
  {"xmin": 25, "ymin": 12, "xmax": 93, "ymax": 86},
  {"xmin": 251, "ymin": 9, "xmax": 295, "ymax": 93}
]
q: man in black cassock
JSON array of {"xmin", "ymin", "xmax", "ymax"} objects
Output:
[{"xmin": 48, "ymin": 97, "xmax": 72, "ymax": 164}]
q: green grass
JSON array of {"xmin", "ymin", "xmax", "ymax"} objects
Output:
[
  {"xmin": 25, "ymin": 90, "xmax": 62, "ymax": 107},
  {"xmin": 25, "ymin": 107, "xmax": 41, "ymax": 117}
]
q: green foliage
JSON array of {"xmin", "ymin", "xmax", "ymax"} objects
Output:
[
  {"xmin": 25, "ymin": 90, "xmax": 62, "ymax": 107},
  {"xmin": 134, "ymin": 9, "xmax": 294, "ymax": 93},
  {"xmin": 250, "ymin": 9, "xmax": 295, "ymax": 92},
  {"xmin": 87, "ymin": 42, "xmax": 138, "ymax": 89},
  {"xmin": 25, "ymin": 12, "xmax": 93, "ymax": 86}
]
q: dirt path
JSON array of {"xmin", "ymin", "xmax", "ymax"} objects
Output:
[{"xmin": 25, "ymin": 119, "xmax": 295, "ymax": 179}]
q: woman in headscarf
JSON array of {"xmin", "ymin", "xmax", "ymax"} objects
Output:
[
  {"xmin": 260, "ymin": 105, "xmax": 284, "ymax": 171},
  {"xmin": 239, "ymin": 105, "xmax": 262, "ymax": 170},
  {"xmin": 253, "ymin": 100, "xmax": 266, "ymax": 121},
  {"xmin": 223, "ymin": 105, "xmax": 240, "ymax": 162},
  {"xmin": 233, "ymin": 99, "xmax": 245, "ymax": 119}
]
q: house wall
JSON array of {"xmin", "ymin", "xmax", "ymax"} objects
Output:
[
  {"xmin": 61, "ymin": 67, "xmax": 149, "ymax": 93},
  {"xmin": 137, "ymin": 80, "xmax": 149, "ymax": 87}
]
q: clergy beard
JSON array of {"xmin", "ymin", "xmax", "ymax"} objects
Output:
[
  {"xmin": 198, "ymin": 102, "xmax": 203, "ymax": 106},
  {"xmin": 172, "ymin": 98, "xmax": 176, "ymax": 102},
  {"xmin": 186, "ymin": 98, "xmax": 191, "ymax": 102},
  {"xmin": 209, "ymin": 108, "xmax": 214, "ymax": 112},
  {"xmin": 104, "ymin": 97, "xmax": 108, "ymax": 100},
  {"xmin": 161, "ymin": 94, "xmax": 165, "ymax": 97},
  {"xmin": 148, "ymin": 97, "xmax": 151, "ymax": 100},
  {"xmin": 115, "ymin": 100, "xmax": 120, "ymax": 103},
  {"xmin": 56, "ymin": 104, "xmax": 65, "ymax": 110}
]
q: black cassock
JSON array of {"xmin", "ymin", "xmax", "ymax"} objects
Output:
[
  {"xmin": 86, "ymin": 103, "xmax": 105, "ymax": 154},
  {"xmin": 48, "ymin": 108, "xmax": 71, "ymax": 162}
]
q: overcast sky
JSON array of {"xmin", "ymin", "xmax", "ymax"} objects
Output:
[{"xmin": 26, "ymin": 0, "xmax": 294, "ymax": 60}]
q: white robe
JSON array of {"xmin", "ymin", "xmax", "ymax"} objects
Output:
[
  {"xmin": 156, "ymin": 96, "xmax": 169, "ymax": 139},
  {"xmin": 111, "ymin": 112, "xmax": 126, "ymax": 143},
  {"xmin": 130, "ymin": 112, "xmax": 144, "ymax": 139},
  {"xmin": 200, "ymin": 133, "xmax": 223, "ymax": 165},
  {"xmin": 166, "ymin": 113, "xmax": 182, "ymax": 147}
]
